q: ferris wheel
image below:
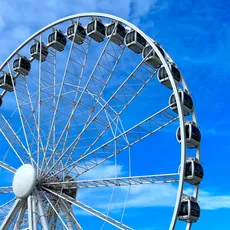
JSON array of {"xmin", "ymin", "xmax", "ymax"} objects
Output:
[{"xmin": 0, "ymin": 13, "xmax": 204, "ymax": 229}]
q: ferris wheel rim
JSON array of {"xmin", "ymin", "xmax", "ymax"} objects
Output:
[{"xmin": 0, "ymin": 12, "xmax": 201, "ymax": 229}]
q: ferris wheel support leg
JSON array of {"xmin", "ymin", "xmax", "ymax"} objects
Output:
[
  {"xmin": 51, "ymin": 213, "xmax": 58, "ymax": 230},
  {"xmin": 60, "ymin": 200, "xmax": 74, "ymax": 230},
  {"xmin": 14, "ymin": 200, "xmax": 27, "ymax": 230},
  {"xmin": 32, "ymin": 193, "xmax": 37, "ymax": 230},
  {"xmin": 42, "ymin": 190, "xmax": 69, "ymax": 229},
  {"xmin": 27, "ymin": 196, "xmax": 33, "ymax": 230},
  {"xmin": 61, "ymin": 200, "xmax": 83, "ymax": 230},
  {"xmin": 35, "ymin": 190, "xmax": 49, "ymax": 230}
]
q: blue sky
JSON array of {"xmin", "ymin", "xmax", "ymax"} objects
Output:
[{"xmin": 0, "ymin": 0, "xmax": 229, "ymax": 229}]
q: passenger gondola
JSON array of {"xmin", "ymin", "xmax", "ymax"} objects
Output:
[
  {"xmin": 48, "ymin": 30, "xmax": 67, "ymax": 51},
  {"xmin": 0, "ymin": 73, "xmax": 15, "ymax": 92},
  {"xmin": 30, "ymin": 41, "xmax": 48, "ymax": 62},
  {"xmin": 106, "ymin": 21, "xmax": 126, "ymax": 45},
  {"xmin": 125, "ymin": 30, "xmax": 146, "ymax": 54},
  {"xmin": 169, "ymin": 90, "xmax": 193, "ymax": 116},
  {"xmin": 142, "ymin": 43, "xmax": 165, "ymax": 68},
  {"xmin": 157, "ymin": 63, "xmax": 181, "ymax": 89},
  {"xmin": 178, "ymin": 157, "xmax": 204, "ymax": 185},
  {"xmin": 176, "ymin": 121, "xmax": 201, "ymax": 148},
  {"xmin": 178, "ymin": 197, "xmax": 200, "ymax": 222},
  {"xmin": 86, "ymin": 19, "xmax": 105, "ymax": 42},
  {"xmin": 13, "ymin": 56, "xmax": 31, "ymax": 76},
  {"xmin": 184, "ymin": 158, "xmax": 204, "ymax": 185},
  {"xmin": 67, "ymin": 22, "xmax": 86, "ymax": 45}
]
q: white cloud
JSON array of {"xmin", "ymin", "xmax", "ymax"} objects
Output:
[
  {"xmin": 96, "ymin": 0, "xmax": 132, "ymax": 20},
  {"xmin": 130, "ymin": 0, "xmax": 158, "ymax": 25},
  {"xmin": 131, "ymin": 0, "xmax": 157, "ymax": 18},
  {"xmin": 75, "ymin": 162, "xmax": 230, "ymax": 213},
  {"xmin": 199, "ymin": 191, "xmax": 230, "ymax": 210},
  {"xmin": 0, "ymin": 0, "xmax": 161, "ymax": 63},
  {"xmin": 79, "ymin": 160, "xmax": 124, "ymax": 180}
]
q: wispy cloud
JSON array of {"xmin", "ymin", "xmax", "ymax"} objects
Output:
[
  {"xmin": 0, "ymin": 0, "xmax": 161, "ymax": 64},
  {"xmin": 75, "ymin": 162, "xmax": 230, "ymax": 214}
]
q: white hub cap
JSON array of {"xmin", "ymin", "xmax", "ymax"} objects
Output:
[{"xmin": 12, "ymin": 164, "xmax": 36, "ymax": 198}]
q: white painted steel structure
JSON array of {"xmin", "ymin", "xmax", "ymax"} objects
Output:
[{"xmin": 0, "ymin": 13, "xmax": 202, "ymax": 229}]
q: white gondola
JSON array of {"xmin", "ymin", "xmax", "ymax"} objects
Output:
[
  {"xmin": 13, "ymin": 56, "xmax": 31, "ymax": 76},
  {"xmin": 176, "ymin": 121, "xmax": 201, "ymax": 148},
  {"xmin": 86, "ymin": 19, "xmax": 105, "ymax": 42},
  {"xmin": 125, "ymin": 30, "xmax": 146, "ymax": 54},
  {"xmin": 178, "ymin": 158, "xmax": 204, "ymax": 185},
  {"xmin": 106, "ymin": 21, "xmax": 126, "ymax": 45},
  {"xmin": 63, "ymin": 176, "xmax": 77, "ymax": 199},
  {"xmin": 169, "ymin": 89, "xmax": 193, "ymax": 116},
  {"xmin": 30, "ymin": 41, "xmax": 48, "ymax": 62},
  {"xmin": 157, "ymin": 63, "xmax": 181, "ymax": 89},
  {"xmin": 185, "ymin": 158, "xmax": 204, "ymax": 184},
  {"xmin": 142, "ymin": 43, "xmax": 165, "ymax": 68},
  {"xmin": 178, "ymin": 197, "xmax": 200, "ymax": 223},
  {"xmin": 67, "ymin": 22, "xmax": 86, "ymax": 45},
  {"xmin": 48, "ymin": 30, "xmax": 67, "ymax": 51},
  {"xmin": 0, "ymin": 73, "xmax": 15, "ymax": 92}
]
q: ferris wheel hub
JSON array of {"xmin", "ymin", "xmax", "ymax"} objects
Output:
[{"xmin": 12, "ymin": 164, "xmax": 36, "ymax": 198}]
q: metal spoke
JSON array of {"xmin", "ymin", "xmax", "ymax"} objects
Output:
[
  {"xmin": 14, "ymin": 200, "xmax": 26, "ymax": 230},
  {"xmin": 7, "ymin": 65, "xmax": 46, "ymax": 167},
  {"xmin": 61, "ymin": 200, "xmax": 82, "ymax": 230},
  {"xmin": 42, "ymin": 187, "xmax": 133, "ymax": 230},
  {"xmin": 37, "ymin": 34, "xmax": 43, "ymax": 176},
  {"xmin": 0, "ymin": 186, "xmax": 13, "ymax": 194},
  {"xmin": 60, "ymin": 200, "xmax": 74, "ymax": 230},
  {"xmin": 7, "ymin": 63, "xmax": 33, "ymax": 164},
  {"xmin": 43, "ymin": 173, "xmax": 179, "ymax": 189},
  {"xmin": 0, "ymin": 161, "xmax": 16, "ymax": 173},
  {"xmin": 0, "ymin": 114, "xmax": 29, "ymax": 164},
  {"xmin": 41, "ymin": 190, "xmax": 69, "ymax": 230}
]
